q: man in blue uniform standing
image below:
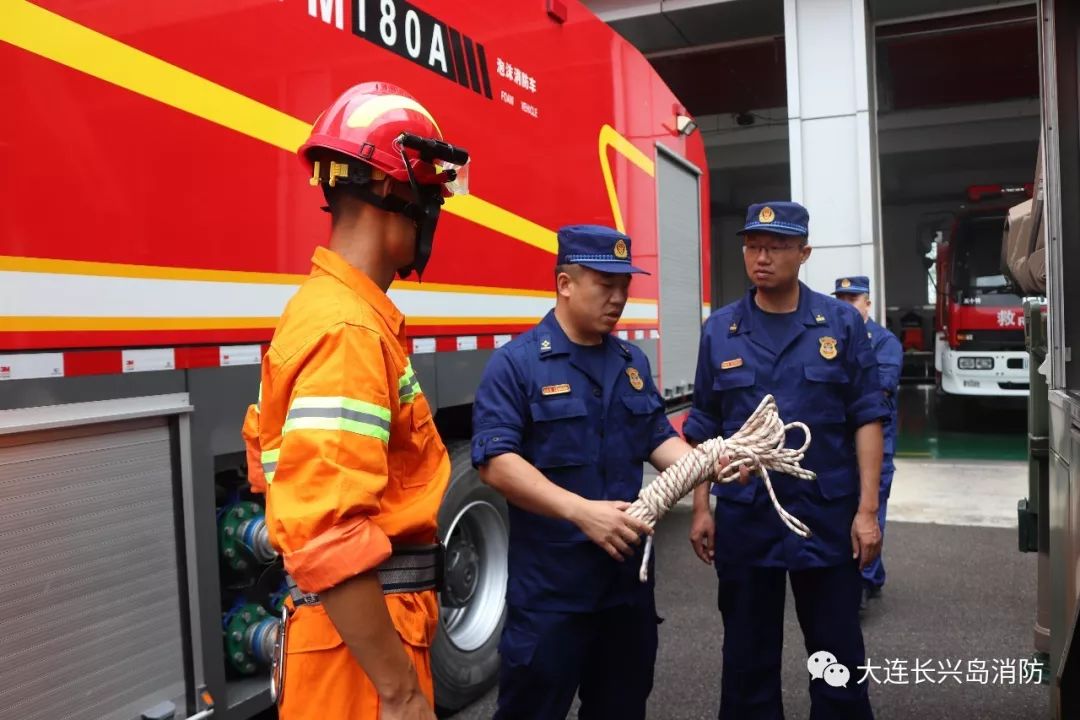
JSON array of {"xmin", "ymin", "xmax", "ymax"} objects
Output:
[
  {"xmin": 471, "ymin": 225, "xmax": 722, "ymax": 720},
  {"xmin": 833, "ymin": 276, "xmax": 903, "ymax": 609},
  {"xmin": 686, "ymin": 202, "xmax": 888, "ymax": 720}
]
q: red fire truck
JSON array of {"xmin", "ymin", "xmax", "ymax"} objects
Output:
[
  {"xmin": 933, "ymin": 184, "xmax": 1032, "ymax": 422},
  {"xmin": 0, "ymin": 1, "xmax": 710, "ymax": 718}
]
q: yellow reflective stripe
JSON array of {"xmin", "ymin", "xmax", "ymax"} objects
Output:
[
  {"xmin": 289, "ymin": 396, "xmax": 391, "ymax": 422},
  {"xmin": 260, "ymin": 447, "xmax": 279, "ymax": 484},
  {"xmin": 259, "ymin": 451, "xmax": 278, "ymax": 483},
  {"xmin": 282, "ymin": 415, "xmax": 390, "ymax": 443},
  {"xmin": 398, "ymin": 363, "xmax": 421, "ymax": 403}
]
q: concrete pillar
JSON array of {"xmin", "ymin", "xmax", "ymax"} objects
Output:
[{"xmin": 784, "ymin": 0, "xmax": 883, "ymax": 311}]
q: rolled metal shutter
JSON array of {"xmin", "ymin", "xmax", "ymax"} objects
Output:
[
  {"xmin": 656, "ymin": 146, "xmax": 704, "ymax": 399},
  {"xmin": 0, "ymin": 413, "xmax": 188, "ymax": 720}
]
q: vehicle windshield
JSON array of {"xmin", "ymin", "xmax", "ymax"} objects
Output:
[{"xmin": 951, "ymin": 215, "xmax": 1023, "ymax": 306}]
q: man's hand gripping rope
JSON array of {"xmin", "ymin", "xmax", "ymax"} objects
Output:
[{"xmin": 626, "ymin": 395, "xmax": 816, "ymax": 582}]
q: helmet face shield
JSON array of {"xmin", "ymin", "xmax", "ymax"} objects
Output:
[
  {"xmin": 396, "ymin": 131, "xmax": 471, "ymax": 197},
  {"xmin": 440, "ymin": 159, "xmax": 469, "ymax": 196}
]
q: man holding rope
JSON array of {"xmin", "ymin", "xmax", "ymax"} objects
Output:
[
  {"xmin": 685, "ymin": 201, "xmax": 888, "ymax": 719},
  {"xmin": 471, "ymin": 225, "xmax": 731, "ymax": 720}
]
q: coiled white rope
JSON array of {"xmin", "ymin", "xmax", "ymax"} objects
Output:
[{"xmin": 628, "ymin": 394, "xmax": 816, "ymax": 582}]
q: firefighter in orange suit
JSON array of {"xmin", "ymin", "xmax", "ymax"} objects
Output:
[{"xmin": 240, "ymin": 81, "xmax": 470, "ymax": 720}]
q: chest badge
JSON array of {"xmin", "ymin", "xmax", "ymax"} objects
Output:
[
  {"xmin": 626, "ymin": 367, "xmax": 644, "ymax": 391},
  {"xmin": 721, "ymin": 358, "xmax": 743, "ymax": 370},
  {"xmin": 819, "ymin": 336, "xmax": 838, "ymax": 360},
  {"xmin": 542, "ymin": 383, "xmax": 571, "ymax": 396}
]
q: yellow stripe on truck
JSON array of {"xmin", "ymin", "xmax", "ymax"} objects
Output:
[
  {"xmin": 0, "ymin": 0, "xmax": 557, "ymax": 255},
  {"xmin": 598, "ymin": 124, "xmax": 656, "ymax": 233}
]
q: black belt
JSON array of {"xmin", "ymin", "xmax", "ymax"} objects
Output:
[{"xmin": 286, "ymin": 543, "xmax": 443, "ymax": 607}]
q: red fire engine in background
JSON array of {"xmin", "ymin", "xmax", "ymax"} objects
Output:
[
  {"xmin": 0, "ymin": 1, "xmax": 710, "ymax": 718},
  {"xmin": 933, "ymin": 184, "xmax": 1033, "ymax": 423}
]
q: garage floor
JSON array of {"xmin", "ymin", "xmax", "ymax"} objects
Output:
[
  {"xmin": 450, "ymin": 387, "xmax": 1039, "ymax": 719},
  {"xmin": 451, "ymin": 486, "xmax": 1046, "ymax": 719},
  {"xmin": 895, "ymin": 385, "xmax": 1027, "ymax": 462},
  {"xmin": 257, "ymin": 387, "xmax": 1037, "ymax": 719}
]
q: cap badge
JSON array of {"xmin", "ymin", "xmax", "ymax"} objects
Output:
[
  {"xmin": 841, "ymin": 278, "xmax": 852, "ymax": 289},
  {"xmin": 614, "ymin": 239, "xmax": 629, "ymax": 259},
  {"xmin": 819, "ymin": 336, "xmax": 838, "ymax": 360},
  {"xmin": 759, "ymin": 206, "xmax": 775, "ymax": 223}
]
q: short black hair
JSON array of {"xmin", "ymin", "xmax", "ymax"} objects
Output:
[
  {"xmin": 312, "ymin": 150, "xmax": 376, "ymax": 226},
  {"xmin": 554, "ymin": 263, "xmax": 583, "ymax": 284}
]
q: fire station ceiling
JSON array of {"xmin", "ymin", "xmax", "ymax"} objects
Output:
[
  {"xmin": 588, "ymin": 0, "xmax": 785, "ymax": 54},
  {"xmin": 586, "ymin": 0, "xmax": 1041, "ymax": 207},
  {"xmin": 870, "ymin": 0, "xmax": 1033, "ymax": 23},
  {"xmin": 587, "ymin": 1, "xmax": 1037, "ymax": 117}
]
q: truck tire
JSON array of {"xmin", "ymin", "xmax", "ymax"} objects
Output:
[{"xmin": 433, "ymin": 441, "xmax": 509, "ymax": 714}]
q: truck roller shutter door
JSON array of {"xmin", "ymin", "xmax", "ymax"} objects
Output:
[
  {"xmin": 0, "ymin": 395, "xmax": 195, "ymax": 720},
  {"xmin": 656, "ymin": 145, "xmax": 703, "ymax": 400}
]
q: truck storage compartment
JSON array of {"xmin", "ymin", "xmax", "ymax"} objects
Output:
[{"xmin": 0, "ymin": 395, "xmax": 200, "ymax": 720}]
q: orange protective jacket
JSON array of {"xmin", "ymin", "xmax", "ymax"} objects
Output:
[{"xmin": 242, "ymin": 246, "xmax": 450, "ymax": 718}]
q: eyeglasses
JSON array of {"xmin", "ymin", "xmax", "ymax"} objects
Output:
[{"xmin": 743, "ymin": 243, "xmax": 801, "ymax": 256}]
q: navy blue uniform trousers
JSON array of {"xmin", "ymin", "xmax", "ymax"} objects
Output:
[
  {"xmin": 716, "ymin": 561, "xmax": 873, "ymax": 720},
  {"xmin": 494, "ymin": 600, "xmax": 659, "ymax": 720}
]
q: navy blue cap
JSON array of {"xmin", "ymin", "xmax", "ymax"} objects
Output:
[
  {"xmin": 738, "ymin": 201, "xmax": 809, "ymax": 237},
  {"xmin": 832, "ymin": 275, "xmax": 871, "ymax": 295},
  {"xmin": 556, "ymin": 224, "xmax": 650, "ymax": 275}
]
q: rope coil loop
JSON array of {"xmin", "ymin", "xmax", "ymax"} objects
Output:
[{"xmin": 628, "ymin": 394, "xmax": 816, "ymax": 582}]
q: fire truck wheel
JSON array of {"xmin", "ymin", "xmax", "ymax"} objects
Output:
[{"xmin": 433, "ymin": 441, "xmax": 509, "ymax": 713}]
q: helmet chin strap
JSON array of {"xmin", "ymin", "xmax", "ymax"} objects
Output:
[
  {"xmin": 391, "ymin": 147, "xmax": 445, "ymax": 281},
  {"xmin": 317, "ymin": 152, "xmax": 446, "ymax": 281},
  {"xmin": 351, "ymin": 183, "xmax": 443, "ymax": 281}
]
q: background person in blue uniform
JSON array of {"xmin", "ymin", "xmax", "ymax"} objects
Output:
[
  {"xmin": 471, "ymin": 225, "xmax": 729, "ymax": 720},
  {"xmin": 685, "ymin": 202, "xmax": 888, "ymax": 720},
  {"xmin": 833, "ymin": 276, "xmax": 903, "ymax": 609}
]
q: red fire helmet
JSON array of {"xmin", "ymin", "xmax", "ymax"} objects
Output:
[{"xmin": 298, "ymin": 81, "xmax": 466, "ymax": 197}]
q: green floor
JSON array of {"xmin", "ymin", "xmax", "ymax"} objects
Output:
[{"xmin": 894, "ymin": 386, "xmax": 1027, "ymax": 461}]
